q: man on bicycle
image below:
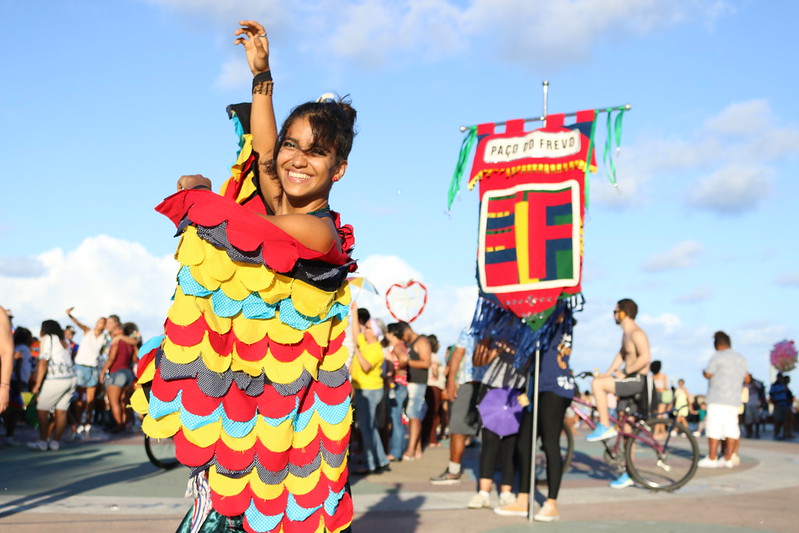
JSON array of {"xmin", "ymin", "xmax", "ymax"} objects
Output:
[{"xmin": 586, "ymin": 298, "xmax": 651, "ymax": 443}]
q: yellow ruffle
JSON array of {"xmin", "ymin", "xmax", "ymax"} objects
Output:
[
  {"xmin": 167, "ymin": 286, "xmax": 202, "ymax": 327},
  {"xmin": 142, "ymin": 411, "xmax": 182, "ymax": 439},
  {"xmin": 219, "ymin": 132, "xmax": 255, "ymax": 201},
  {"xmin": 130, "ymin": 387, "xmax": 149, "ymax": 414},
  {"xmin": 209, "ymin": 456, "xmax": 347, "ymax": 501}
]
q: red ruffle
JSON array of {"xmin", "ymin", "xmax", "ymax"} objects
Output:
[
  {"xmin": 136, "ymin": 346, "xmax": 159, "ymax": 380},
  {"xmin": 156, "ymin": 190, "xmax": 353, "ymax": 273},
  {"xmin": 164, "ymin": 317, "xmax": 345, "ymax": 365}
]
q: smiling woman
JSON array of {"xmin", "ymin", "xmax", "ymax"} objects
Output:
[{"xmin": 133, "ymin": 19, "xmax": 357, "ymax": 533}]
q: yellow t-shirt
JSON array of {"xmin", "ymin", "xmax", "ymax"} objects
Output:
[{"xmin": 351, "ymin": 334, "xmax": 384, "ymax": 390}]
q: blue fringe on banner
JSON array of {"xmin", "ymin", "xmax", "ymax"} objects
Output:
[{"xmin": 468, "ymin": 295, "xmax": 584, "ymax": 373}]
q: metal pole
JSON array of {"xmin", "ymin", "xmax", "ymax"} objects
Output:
[
  {"xmin": 458, "ymin": 104, "xmax": 631, "ymax": 132},
  {"xmin": 542, "ymin": 80, "xmax": 549, "ymax": 125},
  {"xmin": 528, "ymin": 344, "xmax": 541, "ymax": 523}
]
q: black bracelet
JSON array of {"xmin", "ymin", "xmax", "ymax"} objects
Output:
[
  {"xmin": 191, "ymin": 184, "xmax": 211, "ymax": 191},
  {"xmin": 252, "ymin": 70, "xmax": 273, "ymax": 93}
]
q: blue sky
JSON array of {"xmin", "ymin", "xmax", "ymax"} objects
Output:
[{"xmin": 1, "ymin": 0, "xmax": 797, "ymax": 393}]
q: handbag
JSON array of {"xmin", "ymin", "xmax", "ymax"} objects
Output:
[
  {"xmin": 24, "ymin": 393, "xmax": 39, "ymax": 428},
  {"xmin": 477, "ymin": 386, "xmax": 523, "ymax": 437},
  {"xmin": 475, "ymin": 358, "xmax": 524, "ymax": 437}
]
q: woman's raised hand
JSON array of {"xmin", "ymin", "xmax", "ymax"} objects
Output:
[
  {"xmin": 235, "ymin": 20, "xmax": 270, "ymax": 75},
  {"xmin": 177, "ymin": 174, "xmax": 212, "ymax": 191}
]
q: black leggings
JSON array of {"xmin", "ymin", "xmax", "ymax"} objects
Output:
[
  {"xmin": 516, "ymin": 391, "xmax": 571, "ymax": 499},
  {"xmin": 478, "ymin": 426, "xmax": 517, "ymax": 486}
]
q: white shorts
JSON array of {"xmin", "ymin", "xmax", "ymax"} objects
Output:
[
  {"xmin": 705, "ymin": 403, "xmax": 740, "ymax": 440},
  {"xmin": 38, "ymin": 376, "xmax": 77, "ymax": 412}
]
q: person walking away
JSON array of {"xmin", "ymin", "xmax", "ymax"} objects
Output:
[
  {"xmin": 350, "ymin": 308, "xmax": 390, "ymax": 475},
  {"xmin": 27, "ymin": 320, "xmax": 77, "ymax": 451},
  {"xmin": 698, "ymin": 331, "xmax": 747, "ymax": 468},
  {"xmin": 429, "ymin": 327, "xmax": 485, "ymax": 485},
  {"xmin": 66, "ymin": 308, "xmax": 106, "ymax": 436}
]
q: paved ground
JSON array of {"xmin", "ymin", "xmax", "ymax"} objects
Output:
[{"xmin": 0, "ymin": 424, "xmax": 797, "ymax": 532}]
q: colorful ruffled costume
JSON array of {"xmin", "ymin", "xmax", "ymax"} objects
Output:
[{"xmin": 132, "ymin": 104, "xmax": 356, "ymax": 533}]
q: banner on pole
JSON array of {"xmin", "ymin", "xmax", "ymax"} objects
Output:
[{"xmin": 470, "ymin": 111, "xmax": 596, "ymax": 329}]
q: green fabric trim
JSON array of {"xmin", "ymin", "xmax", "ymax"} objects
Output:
[
  {"xmin": 583, "ymin": 113, "xmax": 598, "ymax": 210},
  {"xmin": 602, "ymin": 107, "xmax": 626, "ymax": 188},
  {"xmin": 447, "ymin": 126, "xmax": 478, "ymax": 211}
]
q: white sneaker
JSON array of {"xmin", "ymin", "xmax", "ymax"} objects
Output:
[
  {"xmin": 729, "ymin": 453, "xmax": 740, "ymax": 467},
  {"xmin": 697, "ymin": 456, "xmax": 720, "ymax": 468},
  {"xmin": 48, "ymin": 440, "xmax": 61, "ymax": 451},
  {"xmin": 27, "ymin": 440, "xmax": 48, "ymax": 451},
  {"xmin": 498, "ymin": 492, "xmax": 515, "ymax": 507},
  {"xmin": 467, "ymin": 492, "xmax": 492, "ymax": 509},
  {"xmin": 717, "ymin": 457, "xmax": 734, "ymax": 468}
]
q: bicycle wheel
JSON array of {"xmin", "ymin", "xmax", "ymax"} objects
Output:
[
  {"xmin": 535, "ymin": 424, "xmax": 574, "ymax": 483},
  {"xmin": 625, "ymin": 418, "xmax": 699, "ymax": 491},
  {"xmin": 144, "ymin": 435, "xmax": 180, "ymax": 470}
]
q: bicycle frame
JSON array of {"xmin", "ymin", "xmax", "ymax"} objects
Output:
[{"xmin": 570, "ymin": 395, "xmax": 677, "ymax": 462}]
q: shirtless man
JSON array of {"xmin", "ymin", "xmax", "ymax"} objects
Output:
[{"xmin": 586, "ymin": 298, "xmax": 651, "ymax": 443}]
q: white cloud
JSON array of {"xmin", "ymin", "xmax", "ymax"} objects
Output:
[
  {"xmin": 330, "ymin": 0, "xmax": 467, "ymax": 67},
  {"xmin": 596, "ymin": 100, "xmax": 799, "ymax": 212},
  {"xmin": 641, "ymin": 240, "xmax": 704, "ymax": 272},
  {"xmin": 775, "ymin": 272, "xmax": 799, "ymax": 287},
  {"xmin": 702, "ymin": 99, "xmax": 775, "ymax": 135},
  {"xmin": 638, "ymin": 312, "xmax": 682, "ymax": 336},
  {"xmin": 145, "ymin": 0, "xmax": 288, "ymax": 22},
  {"xmin": 686, "ymin": 164, "xmax": 772, "ymax": 214},
  {"xmin": 148, "ymin": 0, "xmax": 729, "ymax": 70},
  {"xmin": 674, "ymin": 284, "xmax": 713, "ymax": 304},
  {"xmin": 213, "ymin": 56, "xmax": 252, "ymax": 91},
  {"xmin": 4, "ymin": 233, "xmax": 788, "ymax": 393},
  {"xmin": 0, "ymin": 256, "xmax": 47, "ymax": 278},
  {"xmin": 1, "ymin": 236, "xmax": 177, "ymax": 342}
]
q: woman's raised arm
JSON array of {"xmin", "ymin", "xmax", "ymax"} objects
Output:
[{"xmin": 235, "ymin": 20, "xmax": 279, "ymax": 211}]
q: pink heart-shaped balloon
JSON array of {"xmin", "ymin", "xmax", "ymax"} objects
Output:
[{"xmin": 385, "ymin": 280, "xmax": 428, "ymax": 323}]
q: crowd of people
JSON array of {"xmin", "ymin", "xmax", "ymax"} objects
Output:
[
  {"xmin": 0, "ymin": 307, "xmax": 143, "ymax": 451},
  {"xmin": 345, "ymin": 299, "xmax": 798, "ymax": 522},
  {"xmin": 0, "ymin": 19, "xmax": 795, "ymax": 524}
]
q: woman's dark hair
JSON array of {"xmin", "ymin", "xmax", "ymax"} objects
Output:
[
  {"xmin": 123, "ymin": 322, "xmax": 142, "ymax": 348},
  {"xmin": 427, "ymin": 334, "xmax": 440, "ymax": 354},
  {"xmin": 272, "ymin": 97, "xmax": 357, "ymax": 168},
  {"xmin": 386, "ymin": 321, "xmax": 410, "ymax": 339},
  {"xmin": 357, "ymin": 308, "xmax": 370, "ymax": 326},
  {"xmin": 13, "ymin": 326, "xmax": 33, "ymax": 347},
  {"xmin": 650, "ymin": 360, "xmax": 662, "ymax": 374},
  {"xmin": 40, "ymin": 319, "xmax": 64, "ymax": 340}
]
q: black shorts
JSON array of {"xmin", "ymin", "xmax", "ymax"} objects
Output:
[{"xmin": 615, "ymin": 373, "xmax": 644, "ymax": 398}]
